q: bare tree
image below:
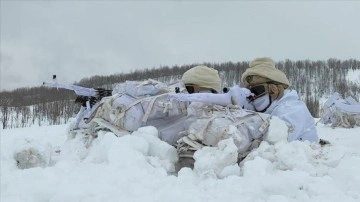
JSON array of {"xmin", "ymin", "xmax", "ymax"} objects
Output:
[{"xmin": 0, "ymin": 98, "xmax": 12, "ymax": 129}]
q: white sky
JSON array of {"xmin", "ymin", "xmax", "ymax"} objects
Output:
[{"xmin": 1, "ymin": 1, "xmax": 360, "ymax": 91}]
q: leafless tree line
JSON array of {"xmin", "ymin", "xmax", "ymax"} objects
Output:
[{"xmin": 1, "ymin": 58, "xmax": 359, "ymax": 129}]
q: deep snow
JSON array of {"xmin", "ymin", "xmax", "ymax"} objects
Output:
[{"xmin": 1, "ymin": 118, "xmax": 360, "ymax": 202}]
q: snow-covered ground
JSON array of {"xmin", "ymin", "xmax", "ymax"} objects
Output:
[
  {"xmin": 347, "ymin": 69, "xmax": 360, "ymax": 85},
  {"xmin": 1, "ymin": 119, "xmax": 360, "ymax": 202}
]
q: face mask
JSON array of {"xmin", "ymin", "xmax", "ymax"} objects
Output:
[
  {"xmin": 252, "ymin": 94, "xmax": 272, "ymax": 112},
  {"xmin": 247, "ymin": 84, "xmax": 267, "ymax": 102}
]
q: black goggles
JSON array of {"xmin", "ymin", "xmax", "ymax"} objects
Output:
[
  {"xmin": 247, "ymin": 85, "xmax": 267, "ymax": 101},
  {"xmin": 185, "ymin": 84, "xmax": 196, "ymax": 94}
]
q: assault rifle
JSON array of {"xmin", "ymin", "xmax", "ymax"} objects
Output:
[
  {"xmin": 170, "ymin": 85, "xmax": 255, "ymax": 110},
  {"xmin": 43, "ymin": 75, "xmax": 112, "ymax": 108}
]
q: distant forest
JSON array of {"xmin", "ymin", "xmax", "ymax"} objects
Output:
[{"xmin": 1, "ymin": 58, "xmax": 360, "ymax": 129}]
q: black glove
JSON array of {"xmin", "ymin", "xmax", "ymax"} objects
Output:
[
  {"xmin": 75, "ymin": 96, "xmax": 98, "ymax": 108},
  {"xmin": 75, "ymin": 96, "xmax": 89, "ymax": 107}
]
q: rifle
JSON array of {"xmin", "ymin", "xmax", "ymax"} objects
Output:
[
  {"xmin": 169, "ymin": 85, "xmax": 255, "ymax": 110},
  {"xmin": 43, "ymin": 75, "xmax": 112, "ymax": 108}
]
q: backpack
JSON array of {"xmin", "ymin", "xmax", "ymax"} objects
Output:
[
  {"xmin": 175, "ymin": 103, "xmax": 271, "ymax": 170},
  {"xmin": 320, "ymin": 92, "xmax": 360, "ymax": 128},
  {"xmin": 84, "ymin": 79, "xmax": 188, "ymax": 137}
]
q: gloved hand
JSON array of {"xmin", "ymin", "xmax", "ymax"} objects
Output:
[
  {"xmin": 227, "ymin": 86, "xmax": 255, "ymax": 110},
  {"xmin": 75, "ymin": 96, "xmax": 98, "ymax": 108}
]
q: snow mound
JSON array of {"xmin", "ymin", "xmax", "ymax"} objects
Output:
[
  {"xmin": 13, "ymin": 139, "xmax": 52, "ymax": 169},
  {"xmin": 2, "ymin": 121, "xmax": 360, "ymax": 202}
]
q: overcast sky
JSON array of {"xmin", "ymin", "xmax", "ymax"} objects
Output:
[{"xmin": 1, "ymin": 1, "xmax": 360, "ymax": 91}]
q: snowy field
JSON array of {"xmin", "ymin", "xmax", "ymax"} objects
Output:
[
  {"xmin": 347, "ymin": 69, "xmax": 360, "ymax": 85},
  {"xmin": 1, "ymin": 119, "xmax": 360, "ymax": 202}
]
